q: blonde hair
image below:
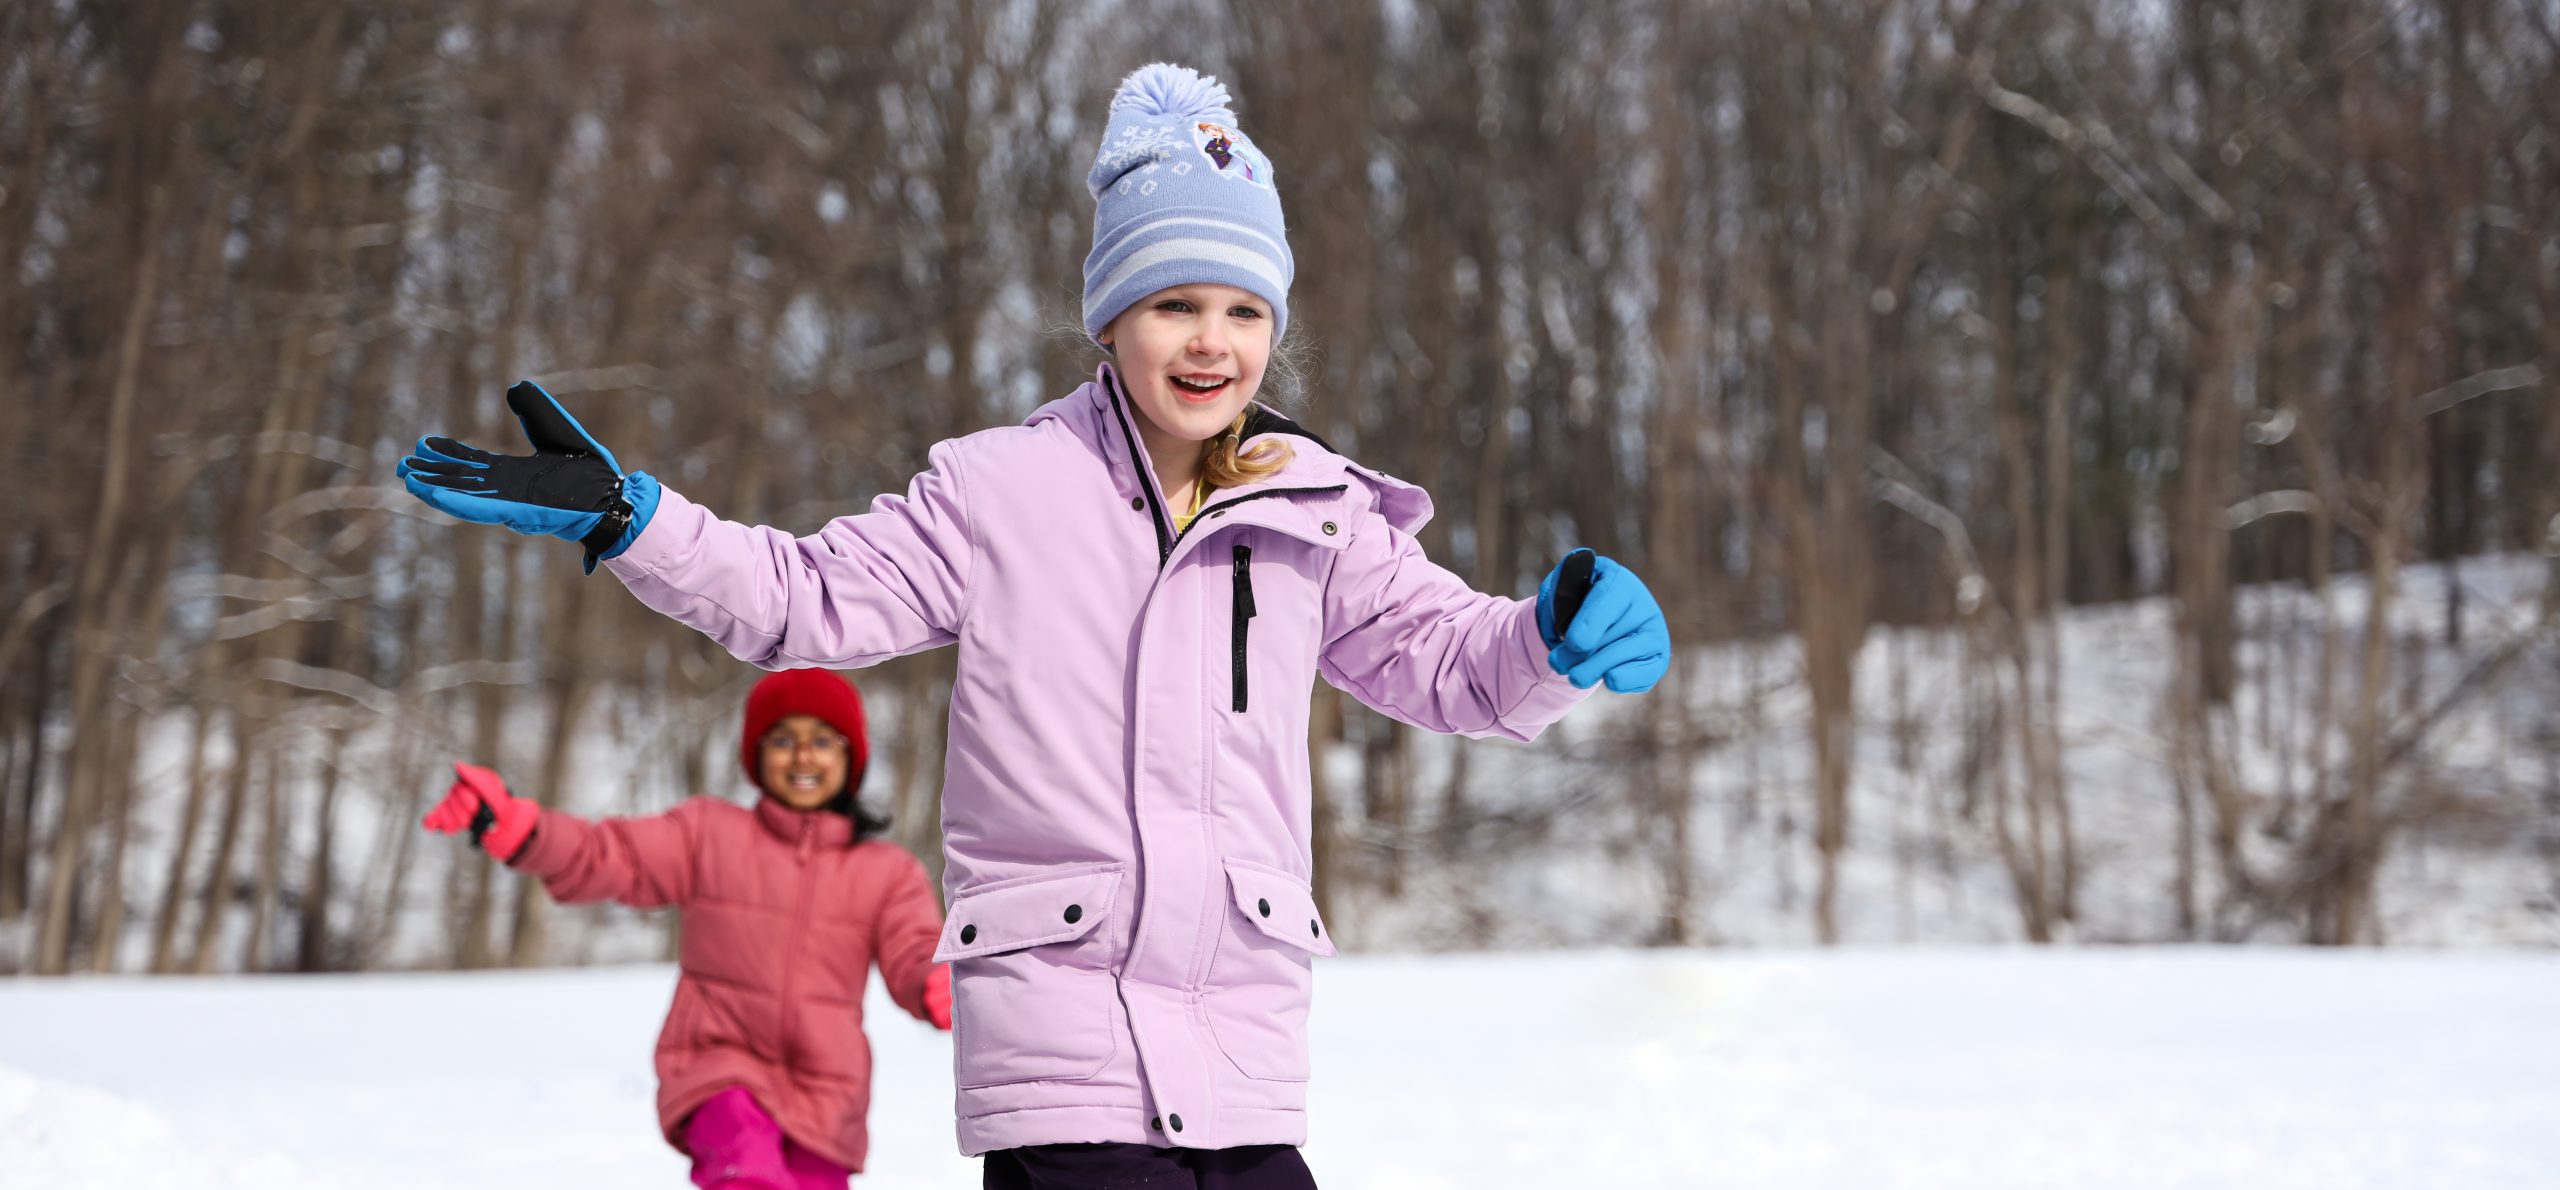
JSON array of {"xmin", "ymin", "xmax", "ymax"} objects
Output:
[
  {"xmin": 1201, "ymin": 408, "xmax": 1294, "ymax": 488},
  {"xmin": 1200, "ymin": 326, "xmax": 1315, "ymax": 487}
]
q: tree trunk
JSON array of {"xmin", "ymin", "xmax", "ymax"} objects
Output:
[
  {"xmin": 35, "ymin": 183, "xmax": 169, "ymax": 974},
  {"xmin": 186, "ymin": 710, "xmax": 260, "ymax": 974},
  {"xmin": 148, "ymin": 703, "xmax": 215, "ymax": 973}
]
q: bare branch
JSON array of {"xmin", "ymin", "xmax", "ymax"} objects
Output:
[
  {"xmin": 2380, "ymin": 615, "xmax": 2560, "ymax": 771},
  {"xmin": 211, "ymin": 597, "xmax": 347, "ymax": 642},
  {"xmin": 2417, "ymin": 364, "xmax": 2542, "ymax": 418},
  {"xmin": 2224, "ymin": 489, "xmax": 2321, "ymax": 530},
  {"xmin": 1968, "ymin": 52, "xmax": 2170, "ymax": 232},
  {"xmin": 0, "ymin": 579, "xmax": 69, "ymax": 680},
  {"xmin": 154, "ymin": 430, "xmax": 374, "ymax": 473},
  {"xmin": 529, "ymin": 363, "xmax": 670, "ymax": 394},
  {"xmin": 247, "ymin": 658, "xmax": 543, "ymax": 714},
  {"xmin": 170, "ymin": 572, "xmax": 368, "ymax": 603},
  {"xmin": 2150, "ymin": 140, "xmax": 2238, "ymax": 227},
  {"xmin": 1868, "ymin": 447, "xmax": 1998, "ymax": 617}
]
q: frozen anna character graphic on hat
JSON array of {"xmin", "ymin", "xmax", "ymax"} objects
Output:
[{"xmin": 1194, "ymin": 120, "xmax": 1270, "ymax": 186}]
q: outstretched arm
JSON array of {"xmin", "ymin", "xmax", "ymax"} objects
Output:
[
  {"xmin": 1319, "ymin": 528, "xmax": 1671, "ymax": 741},
  {"xmin": 399, "ymin": 381, "xmax": 973, "ymax": 668},
  {"xmin": 1317, "ymin": 517, "xmax": 1593, "ymax": 742},
  {"xmin": 506, "ymin": 803, "xmax": 707, "ymax": 909},
  {"xmin": 602, "ymin": 441, "xmax": 977, "ymax": 670},
  {"xmin": 421, "ymin": 764, "xmax": 704, "ymax": 907}
]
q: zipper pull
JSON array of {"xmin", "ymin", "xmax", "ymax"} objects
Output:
[
  {"xmin": 797, "ymin": 815, "xmax": 816, "ymax": 862},
  {"xmin": 1233, "ymin": 544, "xmax": 1256, "ymax": 618}
]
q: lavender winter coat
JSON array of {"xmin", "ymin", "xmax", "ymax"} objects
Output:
[{"xmin": 605, "ymin": 364, "xmax": 1593, "ymax": 1155}]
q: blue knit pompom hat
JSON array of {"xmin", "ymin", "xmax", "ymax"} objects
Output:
[{"xmin": 1083, "ymin": 63, "xmax": 1292, "ymax": 346}]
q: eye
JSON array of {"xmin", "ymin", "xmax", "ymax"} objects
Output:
[
  {"xmin": 1156, "ymin": 299, "xmax": 1195, "ymax": 314},
  {"xmin": 765, "ymin": 734, "xmax": 846, "ymax": 753},
  {"xmin": 1229, "ymin": 305, "xmax": 1264, "ymax": 320}
]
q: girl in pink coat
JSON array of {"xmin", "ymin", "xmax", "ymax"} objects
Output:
[
  {"xmin": 402, "ymin": 64, "xmax": 1670, "ymax": 1189},
  {"xmin": 424, "ymin": 667, "xmax": 952, "ymax": 1190}
]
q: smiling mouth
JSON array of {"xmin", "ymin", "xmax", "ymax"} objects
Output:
[
  {"xmin": 1170, "ymin": 374, "xmax": 1233, "ymax": 401},
  {"xmin": 784, "ymin": 774, "xmax": 825, "ymax": 791}
]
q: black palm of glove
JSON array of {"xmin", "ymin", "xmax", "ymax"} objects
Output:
[{"xmin": 397, "ymin": 382, "xmax": 643, "ymax": 571}]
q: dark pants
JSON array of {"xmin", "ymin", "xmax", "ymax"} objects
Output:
[{"xmin": 983, "ymin": 1143, "xmax": 1317, "ymax": 1190}]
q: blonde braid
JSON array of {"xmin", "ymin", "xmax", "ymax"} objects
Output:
[{"xmin": 1200, "ymin": 407, "xmax": 1294, "ymax": 488}]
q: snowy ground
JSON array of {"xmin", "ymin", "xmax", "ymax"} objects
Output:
[{"xmin": 5, "ymin": 949, "xmax": 2556, "ymax": 1188}]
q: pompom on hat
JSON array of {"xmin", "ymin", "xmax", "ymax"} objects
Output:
[{"xmin": 1082, "ymin": 63, "xmax": 1292, "ymax": 346}]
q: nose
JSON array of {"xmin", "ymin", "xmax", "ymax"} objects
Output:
[{"xmin": 1188, "ymin": 315, "xmax": 1231, "ymax": 361}]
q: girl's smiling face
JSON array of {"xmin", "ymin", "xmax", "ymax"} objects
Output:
[
  {"xmin": 757, "ymin": 714, "xmax": 849, "ymax": 810},
  {"xmin": 1101, "ymin": 282, "xmax": 1272, "ymax": 450}
]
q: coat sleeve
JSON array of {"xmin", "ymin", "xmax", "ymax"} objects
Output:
[
  {"xmin": 1317, "ymin": 511, "xmax": 1594, "ymax": 742},
  {"xmin": 602, "ymin": 441, "xmax": 977, "ymax": 670},
  {"xmin": 869, "ymin": 847, "xmax": 945, "ymax": 1023},
  {"xmin": 506, "ymin": 799, "xmax": 708, "ymax": 909}
]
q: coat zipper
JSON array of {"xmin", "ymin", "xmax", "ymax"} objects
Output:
[
  {"xmin": 779, "ymin": 815, "xmax": 817, "ymax": 1070},
  {"xmin": 1231, "ymin": 544, "xmax": 1256, "ymax": 713}
]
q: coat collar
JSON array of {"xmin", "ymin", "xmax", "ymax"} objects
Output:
[
  {"xmin": 1026, "ymin": 363, "xmax": 1437, "ymax": 537},
  {"xmin": 754, "ymin": 794, "xmax": 854, "ymax": 847}
]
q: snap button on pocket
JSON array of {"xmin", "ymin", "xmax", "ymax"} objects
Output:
[
  {"xmin": 1170, "ymin": 1114, "xmax": 1184, "ymax": 1133},
  {"xmin": 1257, "ymin": 898, "xmax": 1271, "ymax": 918},
  {"xmin": 959, "ymin": 924, "xmax": 977, "ymax": 945},
  {"xmin": 1311, "ymin": 920, "xmax": 1321, "ymax": 938},
  {"xmin": 1321, "ymin": 521, "xmax": 1337, "ymax": 535},
  {"xmin": 1131, "ymin": 496, "xmax": 1145, "ymax": 511},
  {"xmin": 1063, "ymin": 904, "xmax": 1083, "ymax": 924}
]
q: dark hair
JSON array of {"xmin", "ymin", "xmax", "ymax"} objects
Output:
[{"xmin": 823, "ymin": 785, "xmax": 893, "ymax": 844}]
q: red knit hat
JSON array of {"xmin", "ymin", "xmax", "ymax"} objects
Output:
[{"xmin": 739, "ymin": 668, "xmax": 870, "ymax": 792}]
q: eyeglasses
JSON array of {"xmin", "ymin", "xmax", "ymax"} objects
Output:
[{"xmin": 761, "ymin": 733, "xmax": 849, "ymax": 756}]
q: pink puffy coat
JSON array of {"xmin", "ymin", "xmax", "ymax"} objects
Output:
[
  {"xmin": 603, "ymin": 364, "xmax": 1593, "ymax": 1154},
  {"xmin": 507, "ymin": 794, "xmax": 942, "ymax": 1171}
]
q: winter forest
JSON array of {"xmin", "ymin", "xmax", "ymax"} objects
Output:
[{"xmin": 3, "ymin": 0, "xmax": 2557, "ymax": 981}]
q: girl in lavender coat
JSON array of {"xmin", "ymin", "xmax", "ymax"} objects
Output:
[{"xmin": 400, "ymin": 63, "xmax": 1671, "ymax": 1190}]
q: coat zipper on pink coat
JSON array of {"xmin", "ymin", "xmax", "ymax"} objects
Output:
[{"xmin": 779, "ymin": 814, "xmax": 818, "ymax": 1075}]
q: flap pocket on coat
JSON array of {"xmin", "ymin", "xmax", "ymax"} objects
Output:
[
  {"xmin": 1223, "ymin": 858, "xmax": 1336, "ymax": 958},
  {"xmin": 934, "ymin": 864, "xmax": 1125, "ymax": 962}
]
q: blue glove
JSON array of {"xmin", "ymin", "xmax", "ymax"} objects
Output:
[
  {"xmin": 1537, "ymin": 549, "xmax": 1671, "ymax": 693},
  {"xmin": 397, "ymin": 381, "xmax": 659, "ymax": 574}
]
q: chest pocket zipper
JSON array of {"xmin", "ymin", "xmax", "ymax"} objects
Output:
[{"xmin": 1231, "ymin": 543, "xmax": 1256, "ymax": 713}]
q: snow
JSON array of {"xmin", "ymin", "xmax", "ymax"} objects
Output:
[
  {"xmin": 5, "ymin": 949, "xmax": 2556, "ymax": 1188},
  {"xmin": 1340, "ymin": 551, "xmax": 2560, "ymax": 950}
]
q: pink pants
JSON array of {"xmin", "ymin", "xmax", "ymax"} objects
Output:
[{"xmin": 683, "ymin": 1086, "xmax": 852, "ymax": 1190}]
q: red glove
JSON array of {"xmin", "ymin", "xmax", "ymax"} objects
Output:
[
  {"xmin": 421, "ymin": 762, "xmax": 541, "ymax": 862},
  {"xmin": 922, "ymin": 963, "xmax": 953, "ymax": 1031}
]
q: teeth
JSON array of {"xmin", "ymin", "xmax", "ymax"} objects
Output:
[{"xmin": 1173, "ymin": 376, "xmax": 1226, "ymax": 391}]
